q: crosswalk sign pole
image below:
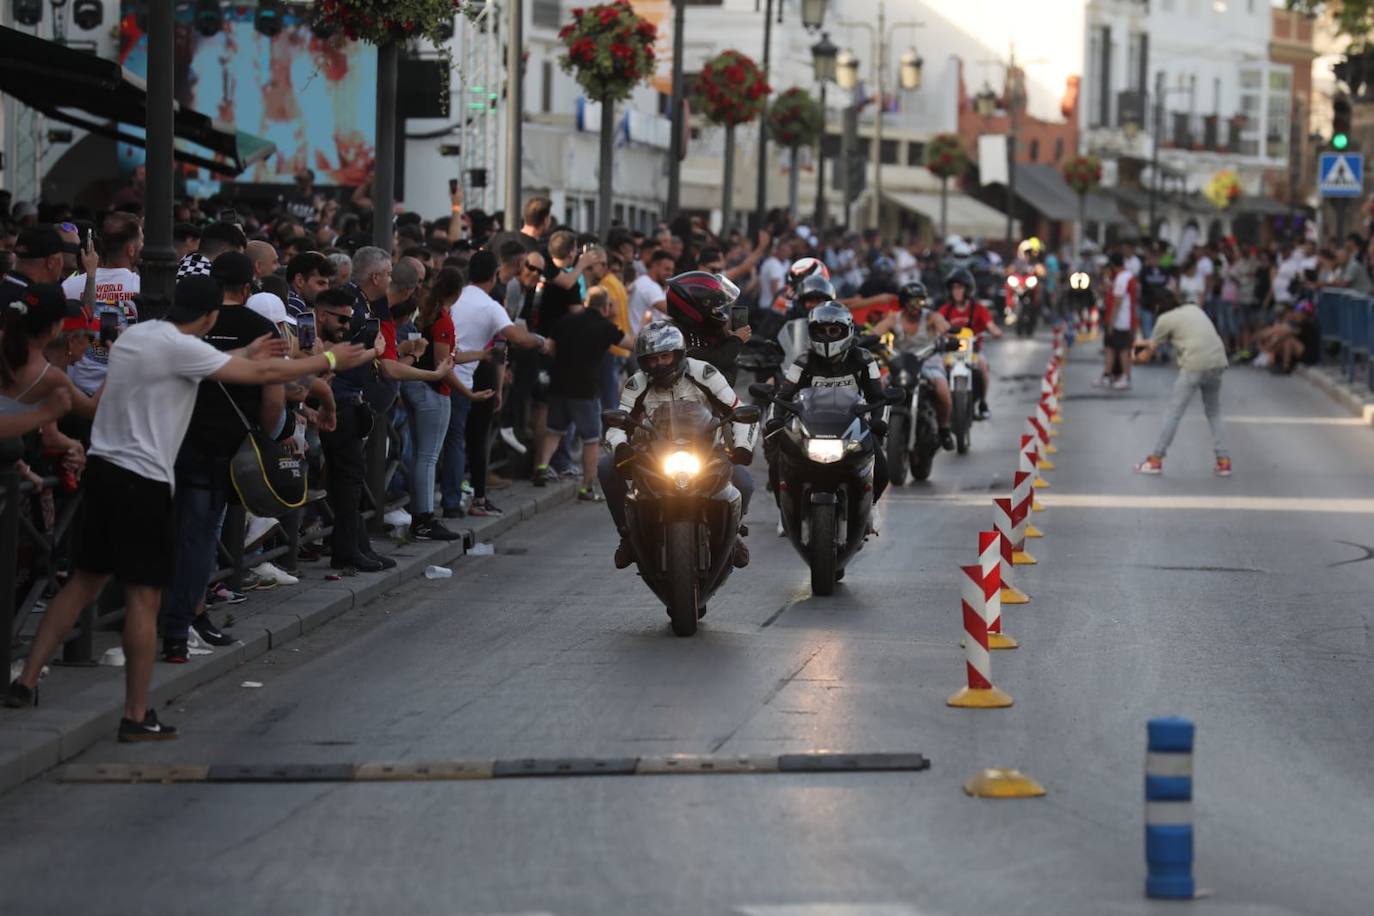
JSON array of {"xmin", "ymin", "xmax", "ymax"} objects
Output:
[{"xmin": 1337, "ymin": 197, "xmax": 1350, "ymax": 240}]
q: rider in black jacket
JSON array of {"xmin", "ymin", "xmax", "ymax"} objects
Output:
[{"xmin": 664, "ymin": 271, "xmax": 749, "ymax": 384}]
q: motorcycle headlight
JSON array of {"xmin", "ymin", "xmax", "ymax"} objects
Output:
[
  {"xmin": 898, "ymin": 369, "xmax": 912, "ymax": 387},
  {"xmin": 1006, "ymin": 276, "xmax": 1020, "ymax": 289},
  {"xmin": 662, "ymin": 450, "xmax": 701, "ymax": 484},
  {"xmin": 805, "ymin": 438, "xmax": 845, "ymax": 464},
  {"xmin": 1025, "ymin": 276, "xmax": 1038, "ymax": 289}
]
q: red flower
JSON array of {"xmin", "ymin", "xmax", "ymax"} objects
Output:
[{"xmin": 559, "ymin": 23, "xmax": 574, "ymax": 39}]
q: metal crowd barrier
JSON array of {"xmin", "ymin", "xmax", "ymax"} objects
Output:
[
  {"xmin": 1317, "ymin": 288, "xmax": 1374, "ymax": 389},
  {"xmin": 3, "ymin": 413, "xmax": 407, "ymax": 675}
]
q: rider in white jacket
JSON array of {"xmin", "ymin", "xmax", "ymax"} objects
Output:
[{"xmin": 600, "ymin": 321, "xmax": 757, "ymax": 569}]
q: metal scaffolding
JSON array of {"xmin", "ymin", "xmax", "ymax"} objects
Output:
[{"xmin": 456, "ymin": 3, "xmax": 506, "ymax": 216}]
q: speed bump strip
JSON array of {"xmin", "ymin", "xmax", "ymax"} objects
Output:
[{"xmin": 59, "ymin": 752, "xmax": 931, "ymax": 784}]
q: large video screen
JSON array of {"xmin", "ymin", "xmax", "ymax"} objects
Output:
[{"xmin": 117, "ymin": 4, "xmax": 377, "ymax": 187}]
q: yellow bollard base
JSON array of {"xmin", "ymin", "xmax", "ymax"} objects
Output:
[
  {"xmin": 1034, "ymin": 476, "xmax": 1051, "ymax": 488},
  {"xmin": 988, "ymin": 632, "xmax": 1019, "ymax": 650},
  {"xmin": 1012, "ymin": 550, "xmax": 1037, "ymax": 566},
  {"xmin": 1048, "ymin": 428, "xmax": 1059, "ymax": 438},
  {"xmin": 947, "ymin": 685, "xmax": 1014, "ymax": 708},
  {"xmin": 1037, "ymin": 459, "xmax": 1056, "ymax": 471},
  {"xmin": 1032, "ymin": 499, "xmax": 1045, "ymax": 513},
  {"xmin": 1000, "ymin": 585, "xmax": 1030, "ymax": 605},
  {"xmin": 963, "ymin": 768, "xmax": 1047, "ymax": 798},
  {"xmin": 1051, "ymin": 415, "xmax": 1063, "ymax": 425},
  {"xmin": 1025, "ymin": 524, "xmax": 1044, "ymax": 538},
  {"xmin": 1045, "ymin": 442, "xmax": 1059, "ymax": 454}
]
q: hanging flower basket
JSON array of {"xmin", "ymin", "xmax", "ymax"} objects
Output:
[
  {"xmin": 694, "ymin": 49, "xmax": 772, "ymax": 127},
  {"xmin": 316, "ymin": 0, "xmax": 463, "ymax": 44},
  {"xmin": 766, "ymin": 87, "xmax": 823, "ymax": 148},
  {"xmin": 924, "ymin": 133, "xmax": 968, "ymax": 180},
  {"xmin": 558, "ymin": 0, "xmax": 658, "ymax": 103},
  {"xmin": 1204, "ymin": 168, "xmax": 1243, "ymax": 210},
  {"xmin": 1061, "ymin": 153, "xmax": 1103, "ymax": 196}
]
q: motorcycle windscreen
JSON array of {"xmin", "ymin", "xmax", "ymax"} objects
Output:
[
  {"xmin": 778, "ymin": 317, "xmax": 810, "ymax": 367},
  {"xmin": 795, "ymin": 387, "xmax": 865, "ymax": 438},
  {"xmin": 646, "ymin": 401, "xmax": 718, "ymax": 451}
]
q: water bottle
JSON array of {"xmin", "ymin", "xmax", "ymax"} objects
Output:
[{"xmin": 424, "ymin": 565, "xmax": 452, "ymax": 579}]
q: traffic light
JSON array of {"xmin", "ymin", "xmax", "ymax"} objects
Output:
[
  {"xmin": 193, "ymin": 0, "xmax": 223, "ymax": 38},
  {"xmin": 1333, "ymin": 94, "xmax": 1352, "ymax": 151}
]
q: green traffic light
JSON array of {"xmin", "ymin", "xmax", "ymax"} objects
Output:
[{"xmin": 1334, "ymin": 132, "xmax": 1350, "ymax": 150}]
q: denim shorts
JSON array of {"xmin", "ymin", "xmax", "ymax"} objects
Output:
[{"xmin": 547, "ymin": 395, "xmax": 602, "ymax": 442}]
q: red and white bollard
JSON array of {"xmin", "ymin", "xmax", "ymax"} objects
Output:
[
  {"xmin": 981, "ymin": 529, "xmax": 1017, "ymax": 649},
  {"xmin": 1036, "ymin": 397, "xmax": 1059, "ymax": 448},
  {"xmin": 1011, "ymin": 472, "xmax": 1037, "ymax": 565},
  {"xmin": 1013, "ymin": 468, "xmax": 1043, "ymax": 539},
  {"xmin": 1023, "ymin": 420, "xmax": 1052, "ymax": 488},
  {"xmin": 947, "ymin": 562, "xmax": 1014, "ymax": 708},
  {"xmin": 1019, "ymin": 435, "xmax": 1047, "ymax": 511},
  {"xmin": 993, "ymin": 497, "xmax": 1029, "ymax": 605}
]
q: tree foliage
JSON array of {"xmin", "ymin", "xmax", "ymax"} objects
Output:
[{"xmin": 1287, "ymin": 1, "xmax": 1374, "ymax": 48}]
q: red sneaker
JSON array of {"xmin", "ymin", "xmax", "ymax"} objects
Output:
[
  {"xmin": 1134, "ymin": 455, "xmax": 1163, "ymax": 475},
  {"xmin": 1215, "ymin": 457, "xmax": 1232, "ymax": 477}
]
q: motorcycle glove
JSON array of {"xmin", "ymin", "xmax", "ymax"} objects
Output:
[
  {"xmin": 730, "ymin": 447, "xmax": 754, "ymax": 467},
  {"xmin": 613, "ymin": 443, "xmax": 635, "ymax": 467},
  {"xmin": 764, "ymin": 418, "xmax": 785, "ymax": 437},
  {"xmin": 869, "ymin": 419, "xmax": 889, "ymax": 439}
]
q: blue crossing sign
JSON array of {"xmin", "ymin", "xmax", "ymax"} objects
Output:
[{"xmin": 1319, "ymin": 152, "xmax": 1364, "ymax": 197}]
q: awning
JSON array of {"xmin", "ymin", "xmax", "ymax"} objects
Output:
[
  {"xmin": 883, "ymin": 190, "xmax": 1018, "ymax": 240},
  {"xmin": 987, "ymin": 163, "xmax": 1127, "ymax": 226},
  {"xmin": 1085, "ymin": 189, "xmax": 1126, "ymax": 225},
  {"xmin": 0, "ymin": 26, "xmax": 274, "ymax": 176}
]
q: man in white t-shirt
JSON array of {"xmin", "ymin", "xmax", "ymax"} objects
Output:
[
  {"xmin": 62, "ymin": 213, "xmax": 143, "ymax": 394},
  {"xmin": 627, "ymin": 249, "xmax": 674, "ymax": 336},
  {"xmin": 5, "ymin": 275, "xmax": 370, "ymax": 741},
  {"xmin": 441, "ymin": 250, "xmax": 549, "ymax": 516},
  {"xmin": 758, "ymin": 244, "xmax": 787, "ymax": 304}
]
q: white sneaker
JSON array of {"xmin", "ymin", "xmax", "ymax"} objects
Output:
[
  {"xmin": 250, "ymin": 562, "xmax": 299, "ymax": 586},
  {"xmin": 499, "ymin": 427, "xmax": 528, "ymax": 455},
  {"xmin": 244, "ymin": 514, "xmax": 280, "ymax": 549},
  {"xmin": 383, "ymin": 508, "xmax": 412, "ymax": 528},
  {"xmin": 1111, "ymin": 377, "xmax": 1132, "ymax": 390}
]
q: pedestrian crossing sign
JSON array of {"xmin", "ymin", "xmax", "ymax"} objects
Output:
[{"xmin": 1319, "ymin": 153, "xmax": 1363, "ymax": 197}]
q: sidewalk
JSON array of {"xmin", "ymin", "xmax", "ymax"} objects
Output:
[
  {"xmin": 1297, "ymin": 362, "xmax": 1374, "ymax": 425},
  {"xmin": 0, "ymin": 479, "xmax": 576, "ymax": 794}
]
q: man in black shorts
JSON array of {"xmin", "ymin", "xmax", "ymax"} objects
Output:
[{"xmin": 4, "ymin": 277, "xmax": 369, "ymax": 739}]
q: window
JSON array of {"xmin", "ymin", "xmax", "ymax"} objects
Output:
[
  {"xmin": 1097, "ymin": 26, "xmax": 1113, "ymax": 128},
  {"xmin": 881, "ymin": 139, "xmax": 899, "ymax": 165},
  {"xmin": 821, "ymin": 132, "xmax": 841, "ymax": 158},
  {"xmin": 1054, "ymin": 137, "xmax": 1064, "ymax": 162},
  {"xmin": 1029, "ymin": 138, "xmax": 1040, "ymax": 162},
  {"xmin": 1127, "ymin": 32, "xmax": 1149, "ymax": 94},
  {"xmin": 1087, "ymin": 28, "xmax": 1102, "ymax": 127},
  {"xmin": 658, "ymin": 92, "xmax": 670, "ymax": 117},
  {"xmin": 541, "ymin": 60, "xmax": 553, "ymax": 113},
  {"xmin": 533, "ymin": 0, "xmax": 561, "ymax": 29},
  {"xmin": 907, "ymin": 142, "xmax": 925, "ymax": 167}
]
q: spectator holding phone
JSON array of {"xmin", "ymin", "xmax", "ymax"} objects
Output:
[
  {"xmin": 6, "ymin": 275, "xmax": 369, "ymax": 738},
  {"xmin": 62, "ymin": 214, "xmax": 143, "ymax": 395}
]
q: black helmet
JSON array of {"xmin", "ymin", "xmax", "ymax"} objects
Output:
[
  {"xmin": 945, "ymin": 267, "xmax": 974, "ymax": 292},
  {"xmin": 795, "ymin": 273, "xmax": 837, "ymax": 309},
  {"xmin": 633, "ymin": 320, "xmax": 688, "ymax": 386},
  {"xmin": 897, "ymin": 281, "xmax": 928, "ymax": 311},
  {"xmin": 807, "ymin": 302, "xmax": 856, "ymax": 361},
  {"xmin": 665, "ymin": 271, "xmax": 739, "ymax": 336}
]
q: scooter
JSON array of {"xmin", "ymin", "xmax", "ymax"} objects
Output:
[
  {"xmin": 751, "ymin": 383, "xmax": 902, "ymax": 596},
  {"xmin": 602, "ymin": 400, "xmax": 761, "ymax": 637},
  {"xmin": 944, "ymin": 328, "xmax": 980, "ymax": 454},
  {"xmin": 884, "ymin": 338, "xmax": 958, "ymax": 483}
]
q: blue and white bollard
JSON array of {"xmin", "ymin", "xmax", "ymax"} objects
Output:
[{"xmin": 1145, "ymin": 717, "xmax": 1196, "ymax": 899}]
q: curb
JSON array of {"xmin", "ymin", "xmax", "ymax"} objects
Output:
[
  {"xmin": 0, "ymin": 481, "xmax": 577, "ymax": 795},
  {"xmin": 1296, "ymin": 365, "xmax": 1374, "ymax": 426}
]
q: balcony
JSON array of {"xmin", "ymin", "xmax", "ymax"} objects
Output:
[{"xmin": 1159, "ymin": 112, "xmax": 1249, "ymax": 154}]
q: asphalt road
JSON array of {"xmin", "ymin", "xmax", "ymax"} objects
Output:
[{"xmin": 3, "ymin": 337, "xmax": 1374, "ymax": 916}]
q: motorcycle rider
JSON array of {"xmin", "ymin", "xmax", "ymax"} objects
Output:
[
  {"xmin": 868, "ymin": 281, "xmax": 955, "ymax": 450},
  {"xmin": 765, "ymin": 302, "xmax": 891, "ymax": 529},
  {"xmin": 771, "ymin": 257, "xmax": 831, "ymax": 314},
  {"xmin": 599, "ymin": 321, "xmax": 757, "ymax": 570},
  {"xmin": 937, "ymin": 267, "xmax": 1001, "ymax": 419},
  {"xmin": 664, "ymin": 271, "xmax": 751, "ymax": 384}
]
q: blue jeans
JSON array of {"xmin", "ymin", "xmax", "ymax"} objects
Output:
[
  {"xmin": 388, "ymin": 401, "xmax": 413, "ymax": 503},
  {"xmin": 164, "ymin": 483, "xmax": 228, "ymax": 640},
  {"xmin": 1138, "ymin": 307, "xmax": 1155, "ymax": 342},
  {"xmin": 597, "ymin": 453, "xmax": 753, "ymax": 532},
  {"xmin": 1152, "ymin": 367, "xmax": 1228, "ymax": 459},
  {"xmin": 404, "ymin": 381, "xmax": 451, "ymax": 516},
  {"xmin": 441, "ymin": 389, "xmax": 471, "ymax": 511},
  {"xmin": 600, "ymin": 353, "xmax": 626, "ymax": 411}
]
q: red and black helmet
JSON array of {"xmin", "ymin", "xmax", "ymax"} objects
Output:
[
  {"xmin": 665, "ymin": 271, "xmax": 739, "ymax": 335},
  {"xmin": 785, "ymin": 257, "xmax": 830, "ymax": 295}
]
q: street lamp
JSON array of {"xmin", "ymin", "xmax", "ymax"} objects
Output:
[
  {"xmin": 801, "ymin": 0, "xmax": 827, "ymax": 31},
  {"xmin": 899, "ymin": 49, "xmax": 923, "ymax": 91},
  {"xmin": 974, "ymin": 83, "xmax": 999, "ymax": 118},
  {"xmin": 812, "ymin": 33, "xmax": 839, "ymax": 229},
  {"xmin": 836, "ymin": 49, "xmax": 860, "ymax": 90}
]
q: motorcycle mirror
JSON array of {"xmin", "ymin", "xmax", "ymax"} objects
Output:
[
  {"xmin": 884, "ymin": 387, "xmax": 906, "ymax": 405},
  {"xmin": 747, "ymin": 382, "xmax": 775, "ymax": 399},
  {"xmin": 601, "ymin": 409, "xmax": 631, "ymax": 430},
  {"xmin": 731, "ymin": 405, "xmax": 762, "ymax": 424}
]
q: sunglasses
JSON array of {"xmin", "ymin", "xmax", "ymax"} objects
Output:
[
  {"xmin": 321, "ymin": 310, "xmax": 353, "ymax": 321},
  {"xmin": 523, "ymin": 261, "xmax": 541, "ymax": 272}
]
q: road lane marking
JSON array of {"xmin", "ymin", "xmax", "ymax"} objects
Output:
[
  {"xmin": 1226, "ymin": 415, "xmax": 1368, "ymax": 426},
  {"xmin": 737, "ymin": 906, "xmax": 935, "ymax": 916},
  {"xmin": 1039, "ymin": 494, "xmax": 1374, "ymax": 513}
]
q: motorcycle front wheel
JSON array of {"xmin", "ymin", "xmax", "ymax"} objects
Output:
[
  {"xmin": 951, "ymin": 388, "xmax": 971, "ymax": 455},
  {"xmin": 886, "ymin": 413, "xmax": 909, "ymax": 486},
  {"xmin": 665, "ymin": 519, "xmax": 700, "ymax": 637},
  {"xmin": 809, "ymin": 502, "xmax": 838, "ymax": 596}
]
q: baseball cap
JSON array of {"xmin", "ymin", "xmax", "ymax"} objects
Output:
[
  {"xmin": 5, "ymin": 282, "xmax": 73, "ymax": 324},
  {"xmin": 166, "ymin": 275, "xmax": 224, "ymax": 323},
  {"xmin": 210, "ymin": 251, "xmax": 255, "ymax": 287},
  {"xmin": 246, "ymin": 291, "xmax": 296, "ymax": 326},
  {"xmin": 62, "ymin": 300, "xmax": 97, "ymax": 334},
  {"xmin": 13, "ymin": 225, "xmax": 64, "ymax": 259}
]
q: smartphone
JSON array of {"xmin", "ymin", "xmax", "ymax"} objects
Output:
[
  {"xmin": 296, "ymin": 313, "xmax": 317, "ymax": 350},
  {"xmin": 353, "ymin": 317, "xmax": 380, "ymax": 345},
  {"xmin": 448, "ymin": 178, "xmax": 459, "ymax": 195},
  {"xmin": 98, "ymin": 311, "xmax": 118, "ymax": 344}
]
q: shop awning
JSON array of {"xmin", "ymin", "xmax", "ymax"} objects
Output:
[
  {"xmin": 989, "ymin": 164, "xmax": 1127, "ymax": 226},
  {"xmin": 883, "ymin": 190, "xmax": 1018, "ymax": 241},
  {"xmin": 0, "ymin": 25, "xmax": 274, "ymax": 176}
]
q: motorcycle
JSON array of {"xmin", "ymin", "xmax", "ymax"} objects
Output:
[
  {"xmin": 1005, "ymin": 272, "xmax": 1041, "ymax": 337},
  {"xmin": 944, "ymin": 327, "xmax": 979, "ymax": 454},
  {"xmin": 883, "ymin": 338, "xmax": 958, "ymax": 484},
  {"xmin": 750, "ymin": 383, "xmax": 902, "ymax": 596},
  {"xmin": 737, "ymin": 305, "xmax": 800, "ymax": 404},
  {"xmin": 602, "ymin": 400, "xmax": 761, "ymax": 637}
]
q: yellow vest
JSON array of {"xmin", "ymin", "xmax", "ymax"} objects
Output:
[{"xmin": 602, "ymin": 273, "xmax": 633, "ymax": 358}]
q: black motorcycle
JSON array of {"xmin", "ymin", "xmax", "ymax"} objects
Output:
[
  {"xmin": 1006, "ymin": 272, "xmax": 1041, "ymax": 337},
  {"xmin": 751, "ymin": 383, "xmax": 901, "ymax": 596},
  {"xmin": 884, "ymin": 339, "xmax": 957, "ymax": 484},
  {"xmin": 602, "ymin": 400, "xmax": 760, "ymax": 637}
]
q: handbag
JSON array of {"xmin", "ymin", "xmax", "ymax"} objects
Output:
[{"xmin": 218, "ymin": 382, "xmax": 308, "ymax": 518}]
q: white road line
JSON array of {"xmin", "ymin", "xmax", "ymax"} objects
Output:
[
  {"xmin": 1226, "ymin": 415, "xmax": 1367, "ymax": 426},
  {"xmin": 736, "ymin": 905, "xmax": 936, "ymax": 916},
  {"xmin": 1039, "ymin": 494, "xmax": 1374, "ymax": 514}
]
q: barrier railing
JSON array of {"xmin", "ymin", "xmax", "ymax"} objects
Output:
[
  {"xmin": 1316, "ymin": 288, "xmax": 1374, "ymax": 389},
  {"xmin": 4, "ymin": 413, "xmax": 408, "ymax": 673}
]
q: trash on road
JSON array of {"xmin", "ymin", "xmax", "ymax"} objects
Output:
[
  {"xmin": 240, "ymin": 681, "xmax": 264, "ymax": 688},
  {"xmin": 468, "ymin": 543, "xmax": 495, "ymax": 556},
  {"xmin": 423, "ymin": 565, "xmax": 453, "ymax": 579}
]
